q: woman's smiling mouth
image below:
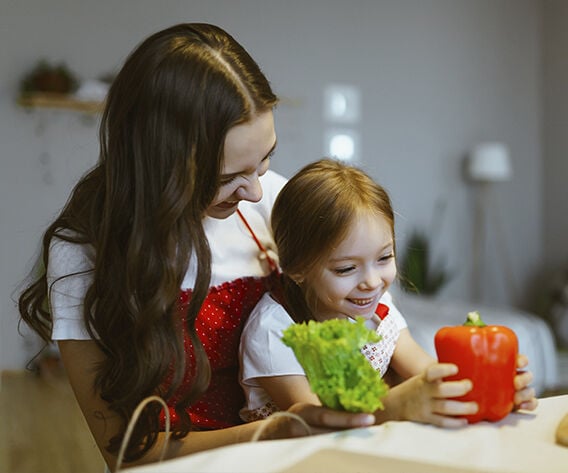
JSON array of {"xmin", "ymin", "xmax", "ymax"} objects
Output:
[{"xmin": 215, "ymin": 200, "xmax": 239, "ymax": 209}]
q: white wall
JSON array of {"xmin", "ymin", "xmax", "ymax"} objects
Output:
[
  {"xmin": 0, "ymin": 0, "xmax": 550, "ymax": 371},
  {"xmin": 542, "ymin": 1, "xmax": 568, "ymax": 283}
]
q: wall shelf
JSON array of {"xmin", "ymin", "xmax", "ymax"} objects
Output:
[{"xmin": 18, "ymin": 92, "xmax": 104, "ymax": 114}]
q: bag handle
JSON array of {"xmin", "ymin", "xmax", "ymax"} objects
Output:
[{"xmin": 115, "ymin": 395, "xmax": 171, "ymax": 472}]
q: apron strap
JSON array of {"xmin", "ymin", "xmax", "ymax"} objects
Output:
[{"xmin": 236, "ymin": 209, "xmax": 279, "ymax": 273}]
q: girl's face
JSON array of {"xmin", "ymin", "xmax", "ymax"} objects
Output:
[
  {"xmin": 206, "ymin": 110, "xmax": 277, "ymax": 219},
  {"xmin": 304, "ymin": 212, "xmax": 396, "ymax": 322}
]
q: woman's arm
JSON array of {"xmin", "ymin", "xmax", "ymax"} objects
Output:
[
  {"xmin": 59, "ymin": 340, "xmax": 268, "ymax": 470},
  {"xmin": 58, "ymin": 340, "xmax": 121, "ymax": 470},
  {"xmin": 59, "ymin": 340, "xmax": 373, "ymax": 472}
]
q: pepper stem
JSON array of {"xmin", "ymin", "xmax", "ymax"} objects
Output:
[{"xmin": 464, "ymin": 310, "xmax": 487, "ymax": 327}]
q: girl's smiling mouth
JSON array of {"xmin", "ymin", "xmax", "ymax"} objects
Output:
[{"xmin": 347, "ymin": 297, "xmax": 376, "ymax": 307}]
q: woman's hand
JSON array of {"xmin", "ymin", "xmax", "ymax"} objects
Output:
[
  {"xmin": 379, "ymin": 362, "xmax": 478, "ymax": 428},
  {"xmin": 257, "ymin": 402, "xmax": 376, "ymax": 440},
  {"xmin": 514, "ymin": 354, "xmax": 538, "ymax": 411}
]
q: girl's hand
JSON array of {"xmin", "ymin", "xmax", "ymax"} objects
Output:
[
  {"xmin": 384, "ymin": 363, "xmax": 478, "ymax": 428},
  {"xmin": 514, "ymin": 354, "xmax": 538, "ymax": 411}
]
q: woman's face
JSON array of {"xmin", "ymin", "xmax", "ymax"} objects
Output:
[
  {"xmin": 304, "ymin": 212, "xmax": 397, "ymax": 322},
  {"xmin": 206, "ymin": 110, "xmax": 277, "ymax": 219}
]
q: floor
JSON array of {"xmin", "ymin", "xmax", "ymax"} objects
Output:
[{"xmin": 0, "ymin": 369, "xmax": 105, "ymax": 473}]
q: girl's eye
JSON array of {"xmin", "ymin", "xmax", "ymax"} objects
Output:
[
  {"xmin": 379, "ymin": 253, "xmax": 394, "ymax": 263},
  {"xmin": 334, "ymin": 266, "xmax": 355, "ymax": 275}
]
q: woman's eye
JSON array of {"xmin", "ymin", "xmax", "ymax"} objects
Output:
[
  {"xmin": 220, "ymin": 176, "xmax": 237, "ymax": 186},
  {"xmin": 258, "ymin": 153, "xmax": 273, "ymax": 174}
]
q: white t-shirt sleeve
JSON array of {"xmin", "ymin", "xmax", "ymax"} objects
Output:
[
  {"xmin": 240, "ymin": 293, "xmax": 305, "ymax": 385},
  {"xmin": 47, "ymin": 236, "xmax": 95, "ymax": 340}
]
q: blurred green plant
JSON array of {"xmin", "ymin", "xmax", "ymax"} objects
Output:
[{"xmin": 399, "ymin": 228, "xmax": 451, "ymax": 295}]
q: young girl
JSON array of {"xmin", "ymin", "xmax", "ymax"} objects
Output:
[
  {"xmin": 17, "ymin": 25, "xmax": 371, "ymax": 471},
  {"xmin": 239, "ymin": 158, "xmax": 537, "ymax": 426}
]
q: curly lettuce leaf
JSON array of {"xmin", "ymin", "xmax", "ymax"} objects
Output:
[{"xmin": 281, "ymin": 317, "xmax": 389, "ymax": 412}]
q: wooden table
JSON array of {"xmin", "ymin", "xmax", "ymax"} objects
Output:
[{"xmin": 126, "ymin": 395, "xmax": 568, "ymax": 473}]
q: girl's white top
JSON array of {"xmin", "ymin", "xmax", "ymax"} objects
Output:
[{"xmin": 238, "ymin": 291, "xmax": 407, "ymax": 421}]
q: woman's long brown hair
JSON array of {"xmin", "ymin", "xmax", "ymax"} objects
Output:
[
  {"xmin": 18, "ymin": 23, "xmax": 277, "ymax": 461},
  {"xmin": 271, "ymin": 158, "xmax": 395, "ymax": 324}
]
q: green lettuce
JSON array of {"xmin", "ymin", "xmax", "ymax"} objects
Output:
[{"xmin": 281, "ymin": 317, "xmax": 389, "ymax": 413}]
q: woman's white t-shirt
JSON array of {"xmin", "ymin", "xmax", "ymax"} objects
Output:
[{"xmin": 48, "ymin": 170, "xmax": 287, "ymax": 340}]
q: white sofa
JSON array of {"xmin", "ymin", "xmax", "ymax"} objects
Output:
[{"xmin": 392, "ymin": 290, "xmax": 559, "ymax": 396}]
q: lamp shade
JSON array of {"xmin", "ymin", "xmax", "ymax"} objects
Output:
[{"xmin": 468, "ymin": 142, "xmax": 512, "ymax": 182}]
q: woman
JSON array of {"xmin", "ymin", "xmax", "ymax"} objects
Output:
[{"xmin": 18, "ymin": 24, "xmax": 371, "ymax": 471}]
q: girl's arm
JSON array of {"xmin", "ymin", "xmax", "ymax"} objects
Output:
[
  {"xmin": 257, "ymin": 375, "xmax": 320, "ymax": 410},
  {"xmin": 59, "ymin": 340, "xmax": 372, "ymax": 472},
  {"xmin": 388, "ymin": 328, "xmax": 436, "ymax": 379},
  {"xmin": 252, "ymin": 328, "xmax": 470, "ymax": 425},
  {"xmin": 373, "ymin": 363, "xmax": 477, "ymax": 427},
  {"xmin": 362, "ymin": 328, "xmax": 477, "ymax": 427}
]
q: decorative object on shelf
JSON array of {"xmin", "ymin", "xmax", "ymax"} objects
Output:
[
  {"xmin": 467, "ymin": 142, "xmax": 516, "ymax": 304},
  {"xmin": 19, "ymin": 59, "xmax": 78, "ymax": 95},
  {"xmin": 17, "ymin": 59, "xmax": 106, "ymax": 113}
]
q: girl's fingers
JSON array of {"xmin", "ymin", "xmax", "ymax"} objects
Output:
[
  {"xmin": 435, "ymin": 379, "xmax": 473, "ymax": 398},
  {"xmin": 514, "ymin": 386, "xmax": 537, "ymax": 407},
  {"xmin": 516, "ymin": 398, "xmax": 538, "ymax": 411},
  {"xmin": 424, "ymin": 363, "xmax": 458, "ymax": 382},
  {"xmin": 428, "ymin": 413, "xmax": 469, "ymax": 429},
  {"xmin": 431, "ymin": 399, "xmax": 478, "ymax": 417},
  {"xmin": 514, "ymin": 370, "xmax": 533, "ymax": 390},
  {"xmin": 516, "ymin": 354, "xmax": 529, "ymax": 369}
]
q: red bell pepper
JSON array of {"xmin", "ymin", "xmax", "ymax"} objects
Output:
[{"xmin": 434, "ymin": 311, "xmax": 518, "ymax": 423}]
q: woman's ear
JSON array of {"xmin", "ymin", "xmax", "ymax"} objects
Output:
[{"xmin": 289, "ymin": 274, "xmax": 304, "ymax": 285}]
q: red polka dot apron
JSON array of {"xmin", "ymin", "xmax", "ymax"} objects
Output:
[{"xmin": 160, "ymin": 211, "xmax": 280, "ymax": 430}]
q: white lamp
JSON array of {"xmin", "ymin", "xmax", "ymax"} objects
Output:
[
  {"xmin": 468, "ymin": 142, "xmax": 516, "ymax": 304},
  {"xmin": 468, "ymin": 142, "xmax": 512, "ymax": 182}
]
